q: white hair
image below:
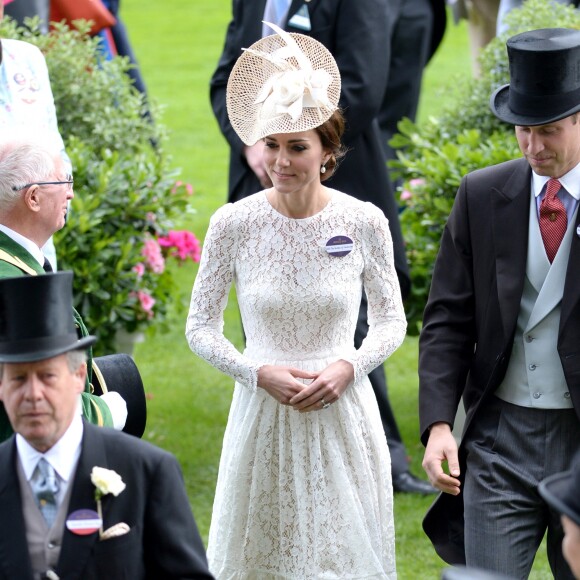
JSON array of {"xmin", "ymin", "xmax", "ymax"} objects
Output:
[
  {"xmin": 66, "ymin": 349, "xmax": 88, "ymax": 372},
  {"xmin": 0, "ymin": 131, "xmax": 60, "ymax": 213}
]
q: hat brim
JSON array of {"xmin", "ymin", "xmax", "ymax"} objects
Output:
[
  {"xmin": 0, "ymin": 335, "xmax": 96, "ymax": 363},
  {"xmin": 538, "ymin": 470, "xmax": 580, "ymax": 526},
  {"xmin": 490, "ymin": 84, "xmax": 580, "ymax": 126},
  {"xmin": 91, "ymin": 354, "xmax": 147, "ymax": 438}
]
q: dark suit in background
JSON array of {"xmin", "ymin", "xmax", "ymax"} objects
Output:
[
  {"xmin": 210, "ymin": 0, "xmax": 435, "ymax": 492},
  {"xmin": 378, "ymin": 0, "xmax": 446, "ymax": 162}
]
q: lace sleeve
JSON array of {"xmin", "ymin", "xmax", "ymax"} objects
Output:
[
  {"xmin": 345, "ymin": 204, "xmax": 407, "ymax": 383},
  {"xmin": 185, "ymin": 205, "xmax": 261, "ymax": 391}
]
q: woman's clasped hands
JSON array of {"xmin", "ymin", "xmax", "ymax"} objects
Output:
[{"xmin": 257, "ymin": 360, "xmax": 354, "ymax": 412}]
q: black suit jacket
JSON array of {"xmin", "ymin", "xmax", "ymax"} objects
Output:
[
  {"xmin": 418, "ymin": 158, "xmax": 580, "ymax": 563},
  {"xmin": 0, "ymin": 422, "xmax": 213, "ymax": 579},
  {"xmin": 210, "ymin": 0, "xmax": 411, "ymax": 297}
]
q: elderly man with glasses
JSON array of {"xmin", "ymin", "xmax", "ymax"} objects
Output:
[{"xmin": 0, "ymin": 134, "xmax": 127, "ymax": 441}]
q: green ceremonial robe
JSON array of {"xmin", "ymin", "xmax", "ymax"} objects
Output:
[{"xmin": 0, "ymin": 231, "xmax": 113, "ymax": 440}]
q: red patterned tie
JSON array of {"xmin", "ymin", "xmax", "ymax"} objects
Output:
[{"xmin": 539, "ymin": 178, "xmax": 567, "ymax": 263}]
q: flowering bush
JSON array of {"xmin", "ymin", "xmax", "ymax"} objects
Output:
[
  {"xmin": 132, "ymin": 228, "xmax": 201, "ymax": 323},
  {"xmin": 389, "ymin": 0, "xmax": 578, "ymax": 333},
  {"xmin": 0, "ymin": 17, "xmax": 201, "ymax": 353}
]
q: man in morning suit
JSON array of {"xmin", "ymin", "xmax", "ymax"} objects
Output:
[
  {"xmin": 0, "ymin": 272, "xmax": 213, "ymax": 580},
  {"xmin": 0, "ymin": 136, "xmax": 127, "ymax": 440},
  {"xmin": 210, "ymin": 0, "xmax": 435, "ymax": 495},
  {"xmin": 419, "ymin": 28, "xmax": 580, "ymax": 578}
]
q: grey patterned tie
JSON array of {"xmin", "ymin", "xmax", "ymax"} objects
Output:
[{"xmin": 31, "ymin": 458, "xmax": 60, "ymax": 528}]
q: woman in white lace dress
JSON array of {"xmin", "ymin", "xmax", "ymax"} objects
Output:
[{"xmin": 186, "ymin": 24, "xmax": 406, "ymax": 579}]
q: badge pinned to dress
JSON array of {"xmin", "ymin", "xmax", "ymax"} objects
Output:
[
  {"xmin": 325, "ymin": 235, "xmax": 354, "ymax": 257},
  {"xmin": 288, "ymin": 4, "xmax": 311, "ymax": 31}
]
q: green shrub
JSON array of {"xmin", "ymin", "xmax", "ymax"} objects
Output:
[
  {"xmin": 390, "ymin": 0, "xmax": 580, "ymax": 333},
  {"xmin": 0, "ymin": 17, "xmax": 197, "ymax": 354}
]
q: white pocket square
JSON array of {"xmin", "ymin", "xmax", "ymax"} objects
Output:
[{"xmin": 100, "ymin": 522, "xmax": 130, "ymax": 540}]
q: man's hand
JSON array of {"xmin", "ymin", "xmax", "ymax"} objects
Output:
[
  {"xmin": 422, "ymin": 422, "xmax": 461, "ymax": 495},
  {"xmin": 244, "ymin": 142, "xmax": 272, "ymax": 189},
  {"xmin": 288, "ymin": 360, "xmax": 354, "ymax": 413},
  {"xmin": 257, "ymin": 365, "xmax": 318, "ymax": 404}
]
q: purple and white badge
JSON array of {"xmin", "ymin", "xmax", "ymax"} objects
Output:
[
  {"xmin": 66, "ymin": 509, "xmax": 101, "ymax": 536},
  {"xmin": 325, "ymin": 235, "xmax": 354, "ymax": 257}
]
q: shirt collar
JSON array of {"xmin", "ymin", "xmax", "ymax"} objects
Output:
[
  {"xmin": 532, "ymin": 162, "xmax": 580, "ymax": 201},
  {"xmin": 16, "ymin": 413, "xmax": 84, "ymax": 483},
  {"xmin": 0, "ymin": 224, "xmax": 44, "ymax": 266}
]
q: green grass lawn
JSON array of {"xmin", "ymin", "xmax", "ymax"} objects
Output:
[{"xmin": 120, "ymin": 3, "xmax": 550, "ymax": 578}]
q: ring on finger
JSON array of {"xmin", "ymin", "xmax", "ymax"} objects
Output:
[{"xmin": 321, "ymin": 397, "xmax": 331, "ymax": 410}]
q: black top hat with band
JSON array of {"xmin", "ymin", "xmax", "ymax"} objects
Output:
[
  {"xmin": 538, "ymin": 453, "xmax": 580, "ymax": 527},
  {"xmin": 490, "ymin": 28, "xmax": 580, "ymax": 126},
  {"xmin": 92, "ymin": 354, "xmax": 147, "ymax": 438},
  {"xmin": 0, "ymin": 272, "xmax": 96, "ymax": 363}
]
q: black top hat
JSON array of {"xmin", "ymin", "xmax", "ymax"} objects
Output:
[
  {"xmin": 92, "ymin": 354, "xmax": 147, "ymax": 438},
  {"xmin": 490, "ymin": 28, "xmax": 580, "ymax": 126},
  {"xmin": 538, "ymin": 453, "xmax": 580, "ymax": 527},
  {"xmin": 0, "ymin": 272, "xmax": 96, "ymax": 363}
]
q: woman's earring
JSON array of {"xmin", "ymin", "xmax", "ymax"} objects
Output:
[{"xmin": 320, "ymin": 164, "xmax": 327, "ymax": 174}]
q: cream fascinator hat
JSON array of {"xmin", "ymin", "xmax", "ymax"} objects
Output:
[{"xmin": 226, "ymin": 22, "xmax": 341, "ymax": 146}]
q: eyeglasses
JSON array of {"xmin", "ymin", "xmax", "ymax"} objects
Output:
[{"xmin": 12, "ymin": 174, "xmax": 74, "ymax": 192}]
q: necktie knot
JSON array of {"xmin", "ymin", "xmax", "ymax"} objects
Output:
[
  {"xmin": 545, "ymin": 178, "xmax": 562, "ymax": 201},
  {"xmin": 31, "ymin": 458, "xmax": 60, "ymax": 527}
]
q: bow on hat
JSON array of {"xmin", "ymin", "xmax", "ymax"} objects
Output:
[{"xmin": 245, "ymin": 22, "xmax": 333, "ymax": 124}]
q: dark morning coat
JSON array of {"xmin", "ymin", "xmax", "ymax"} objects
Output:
[
  {"xmin": 0, "ymin": 421, "xmax": 213, "ymax": 580},
  {"xmin": 210, "ymin": 0, "xmax": 411, "ymax": 295},
  {"xmin": 418, "ymin": 157, "xmax": 580, "ymax": 563}
]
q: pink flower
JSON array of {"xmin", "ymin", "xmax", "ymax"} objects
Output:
[
  {"xmin": 141, "ymin": 238, "xmax": 165, "ymax": 273},
  {"xmin": 133, "ymin": 263, "xmax": 145, "ymax": 278},
  {"xmin": 146, "ymin": 212, "xmax": 157, "ymax": 223},
  {"xmin": 171, "ymin": 180, "xmax": 194, "ymax": 195},
  {"xmin": 157, "ymin": 230, "xmax": 201, "ymax": 263},
  {"xmin": 137, "ymin": 291, "xmax": 155, "ymax": 319},
  {"xmin": 401, "ymin": 178, "xmax": 426, "ymax": 202}
]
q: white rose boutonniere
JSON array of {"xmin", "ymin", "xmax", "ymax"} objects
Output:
[
  {"xmin": 91, "ymin": 466, "xmax": 126, "ymax": 499},
  {"xmin": 90, "ymin": 466, "xmax": 130, "ymax": 540}
]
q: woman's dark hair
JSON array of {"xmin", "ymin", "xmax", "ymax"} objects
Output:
[{"xmin": 315, "ymin": 108, "xmax": 347, "ymax": 182}]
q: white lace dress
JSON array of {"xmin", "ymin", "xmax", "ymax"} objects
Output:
[{"xmin": 186, "ymin": 189, "xmax": 406, "ymax": 579}]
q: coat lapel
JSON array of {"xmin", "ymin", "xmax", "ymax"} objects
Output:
[
  {"xmin": 242, "ymin": 0, "xmax": 267, "ymax": 45},
  {"xmin": 491, "ymin": 159, "xmax": 531, "ymax": 338},
  {"xmin": 526, "ymin": 206, "xmax": 577, "ymax": 331},
  {"xmin": 0, "ymin": 440, "xmax": 34, "ymax": 580},
  {"xmin": 560, "ymin": 206, "xmax": 580, "ymax": 333},
  {"xmin": 0, "ymin": 231, "xmax": 44, "ymax": 275},
  {"xmin": 56, "ymin": 423, "xmax": 107, "ymax": 579}
]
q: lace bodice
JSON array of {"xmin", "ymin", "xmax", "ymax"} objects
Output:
[{"xmin": 186, "ymin": 189, "xmax": 406, "ymax": 385}]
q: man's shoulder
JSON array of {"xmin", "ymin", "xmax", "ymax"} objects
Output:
[
  {"xmin": 0, "ymin": 260, "xmax": 27, "ymax": 279},
  {"xmin": 466, "ymin": 157, "xmax": 528, "ymax": 184},
  {"xmin": 84, "ymin": 422, "xmax": 172, "ymax": 462},
  {"xmin": 0, "ymin": 234, "xmax": 42, "ymax": 276}
]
